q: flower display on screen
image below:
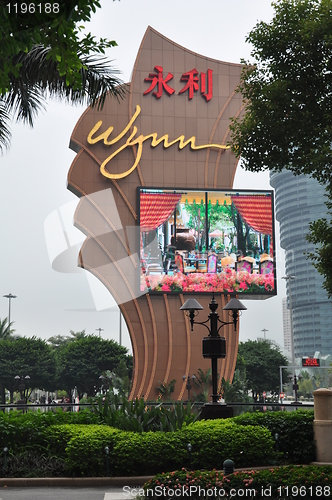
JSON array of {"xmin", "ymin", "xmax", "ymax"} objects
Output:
[{"xmin": 141, "ymin": 269, "xmax": 274, "ymax": 294}]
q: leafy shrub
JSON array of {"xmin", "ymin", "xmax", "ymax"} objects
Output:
[
  {"xmin": 143, "ymin": 465, "xmax": 332, "ymax": 500},
  {"xmin": 93, "ymin": 392, "xmax": 199, "ymax": 432},
  {"xmin": 63, "ymin": 425, "xmax": 125, "ymax": 476},
  {"xmin": 0, "ymin": 450, "xmax": 66, "ymax": 478},
  {"xmin": 232, "ymin": 410, "xmax": 315, "ymax": 463},
  {"xmin": 179, "ymin": 420, "xmax": 274, "ymax": 470},
  {"xmin": 0, "ymin": 409, "xmax": 100, "ymax": 453},
  {"xmin": 45, "ymin": 424, "xmax": 92, "ymax": 458},
  {"xmin": 62, "ymin": 420, "xmax": 274, "ymax": 476}
]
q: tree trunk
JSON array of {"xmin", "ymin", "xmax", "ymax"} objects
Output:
[{"xmin": 0, "ymin": 383, "xmax": 5, "ymax": 405}]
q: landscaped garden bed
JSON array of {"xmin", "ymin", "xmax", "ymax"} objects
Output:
[
  {"xmin": 0, "ymin": 404, "xmax": 317, "ymax": 479},
  {"xmin": 142, "ymin": 466, "xmax": 332, "ymax": 500}
]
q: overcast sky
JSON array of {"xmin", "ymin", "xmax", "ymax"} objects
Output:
[{"xmin": 0, "ymin": 0, "xmax": 287, "ymax": 353}]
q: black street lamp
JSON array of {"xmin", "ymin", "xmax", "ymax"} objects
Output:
[
  {"xmin": 14, "ymin": 375, "xmax": 30, "ymax": 404},
  {"xmin": 180, "ymin": 293, "xmax": 246, "ymax": 419},
  {"xmin": 182, "ymin": 374, "xmax": 196, "ymax": 401},
  {"xmin": 288, "ymin": 373, "xmax": 303, "ymax": 404}
]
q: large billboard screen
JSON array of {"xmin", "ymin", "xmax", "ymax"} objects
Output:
[{"xmin": 139, "ymin": 188, "xmax": 276, "ymax": 298}]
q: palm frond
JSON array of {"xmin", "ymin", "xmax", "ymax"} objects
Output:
[
  {"xmin": 11, "ymin": 45, "xmax": 127, "ymax": 109},
  {"xmin": 5, "ymin": 82, "xmax": 46, "ymax": 126},
  {"xmin": 1, "ymin": 44, "xmax": 127, "ymax": 152},
  {"xmin": 0, "ymin": 317, "xmax": 15, "ymax": 339},
  {"xmin": 0, "ymin": 100, "xmax": 12, "ymax": 153},
  {"xmin": 77, "ymin": 53, "xmax": 128, "ymax": 109}
]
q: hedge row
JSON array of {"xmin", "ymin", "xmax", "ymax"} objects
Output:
[
  {"xmin": 0, "ymin": 409, "xmax": 316, "ymax": 477},
  {"xmin": 0, "ymin": 409, "xmax": 100, "ymax": 452},
  {"xmin": 46, "ymin": 420, "xmax": 274, "ymax": 476},
  {"xmin": 143, "ymin": 465, "xmax": 332, "ymax": 500},
  {"xmin": 232, "ymin": 410, "xmax": 315, "ymax": 464}
]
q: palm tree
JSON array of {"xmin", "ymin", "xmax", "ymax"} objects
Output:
[
  {"xmin": 1, "ymin": 44, "xmax": 127, "ymax": 152},
  {"xmin": 69, "ymin": 329, "xmax": 88, "ymax": 340},
  {"xmin": 0, "ymin": 317, "xmax": 15, "ymax": 340},
  {"xmin": 193, "ymin": 368, "xmax": 213, "ymax": 402},
  {"xmin": 156, "ymin": 379, "xmax": 176, "ymax": 401}
]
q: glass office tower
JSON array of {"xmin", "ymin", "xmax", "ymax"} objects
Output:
[{"xmin": 270, "ymin": 170, "xmax": 332, "ymax": 357}]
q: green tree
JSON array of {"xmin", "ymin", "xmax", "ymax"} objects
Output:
[
  {"xmin": 56, "ymin": 335, "xmax": 132, "ymax": 399},
  {"xmin": 221, "ymin": 354, "xmax": 250, "ymax": 403},
  {"xmin": 220, "ymin": 376, "xmax": 249, "ymax": 403},
  {"xmin": 1, "ymin": 0, "xmax": 126, "ymax": 152},
  {"xmin": 230, "ymin": 0, "xmax": 332, "ymax": 295},
  {"xmin": 113, "ymin": 358, "xmax": 132, "ymax": 397},
  {"xmin": 47, "ymin": 329, "xmax": 88, "ymax": 349},
  {"xmin": 0, "ymin": 317, "xmax": 18, "ymax": 403},
  {"xmin": 0, "ymin": 337, "xmax": 56, "ymax": 403},
  {"xmin": 47, "ymin": 334, "xmax": 71, "ymax": 348},
  {"xmin": 237, "ymin": 340, "xmax": 289, "ymax": 401},
  {"xmin": 297, "ymin": 371, "xmax": 314, "ymax": 398},
  {"xmin": 184, "ymin": 200, "xmax": 238, "ymax": 252}
]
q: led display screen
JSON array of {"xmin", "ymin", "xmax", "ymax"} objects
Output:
[
  {"xmin": 139, "ymin": 188, "xmax": 276, "ymax": 297},
  {"xmin": 302, "ymin": 358, "xmax": 320, "ymax": 367}
]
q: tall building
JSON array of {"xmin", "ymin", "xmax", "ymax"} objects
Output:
[
  {"xmin": 282, "ymin": 297, "xmax": 292, "ymax": 354},
  {"xmin": 270, "ymin": 170, "xmax": 332, "ymax": 357}
]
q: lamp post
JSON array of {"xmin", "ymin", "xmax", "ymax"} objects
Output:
[
  {"xmin": 261, "ymin": 328, "xmax": 269, "ymax": 339},
  {"xmin": 96, "ymin": 327, "xmax": 104, "ymax": 337},
  {"xmin": 282, "ymin": 275, "xmax": 296, "ymax": 398},
  {"xmin": 182, "ymin": 374, "xmax": 196, "ymax": 401},
  {"xmin": 288, "ymin": 373, "xmax": 303, "ymax": 404},
  {"xmin": 3, "ymin": 293, "xmax": 16, "ymax": 326},
  {"xmin": 180, "ymin": 293, "xmax": 246, "ymax": 419},
  {"xmin": 119, "ymin": 310, "xmax": 122, "ymax": 346}
]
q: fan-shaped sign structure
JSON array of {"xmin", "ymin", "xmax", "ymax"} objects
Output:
[{"xmin": 68, "ymin": 27, "xmax": 248, "ymax": 400}]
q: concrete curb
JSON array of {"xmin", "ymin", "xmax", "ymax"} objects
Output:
[
  {"xmin": 0, "ymin": 476, "xmax": 152, "ymax": 488},
  {"xmin": 0, "ymin": 463, "xmax": 331, "ymax": 488}
]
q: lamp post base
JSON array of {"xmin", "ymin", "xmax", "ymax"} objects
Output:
[{"xmin": 200, "ymin": 402, "xmax": 233, "ymax": 420}]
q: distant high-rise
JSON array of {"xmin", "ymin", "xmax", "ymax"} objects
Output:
[
  {"xmin": 282, "ymin": 297, "xmax": 292, "ymax": 354},
  {"xmin": 270, "ymin": 171, "xmax": 332, "ymax": 357}
]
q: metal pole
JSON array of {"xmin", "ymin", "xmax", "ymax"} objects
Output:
[
  {"xmin": 288, "ymin": 280, "xmax": 296, "ymax": 400},
  {"xmin": 96, "ymin": 328, "xmax": 104, "ymax": 337},
  {"xmin": 119, "ymin": 310, "xmax": 122, "ymax": 346},
  {"xmin": 261, "ymin": 328, "xmax": 269, "ymax": 339},
  {"xmin": 282, "ymin": 276, "xmax": 296, "ymax": 399},
  {"xmin": 3, "ymin": 293, "xmax": 16, "ymax": 326},
  {"xmin": 209, "ymin": 302, "xmax": 219, "ymax": 403}
]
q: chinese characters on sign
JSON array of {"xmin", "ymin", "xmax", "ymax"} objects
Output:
[{"xmin": 144, "ymin": 66, "xmax": 213, "ymax": 101}]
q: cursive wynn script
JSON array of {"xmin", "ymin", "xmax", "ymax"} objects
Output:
[{"xmin": 87, "ymin": 104, "xmax": 230, "ymax": 180}]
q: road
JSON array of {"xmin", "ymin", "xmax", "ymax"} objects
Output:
[{"xmin": 0, "ymin": 486, "xmax": 140, "ymax": 500}]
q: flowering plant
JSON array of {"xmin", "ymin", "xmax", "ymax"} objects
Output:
[
  {"xmin": 142, "ymin": 465, "xmax": 332, "ymax": 499},
  {"xmin": 141, "ymin": 270, "xmax": 274, "ymax": 295}
]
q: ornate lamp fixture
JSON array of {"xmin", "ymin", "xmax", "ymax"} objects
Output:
[{"xmin": 180, "ymin": 293, "xmax": 246, "ymax": 418}]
